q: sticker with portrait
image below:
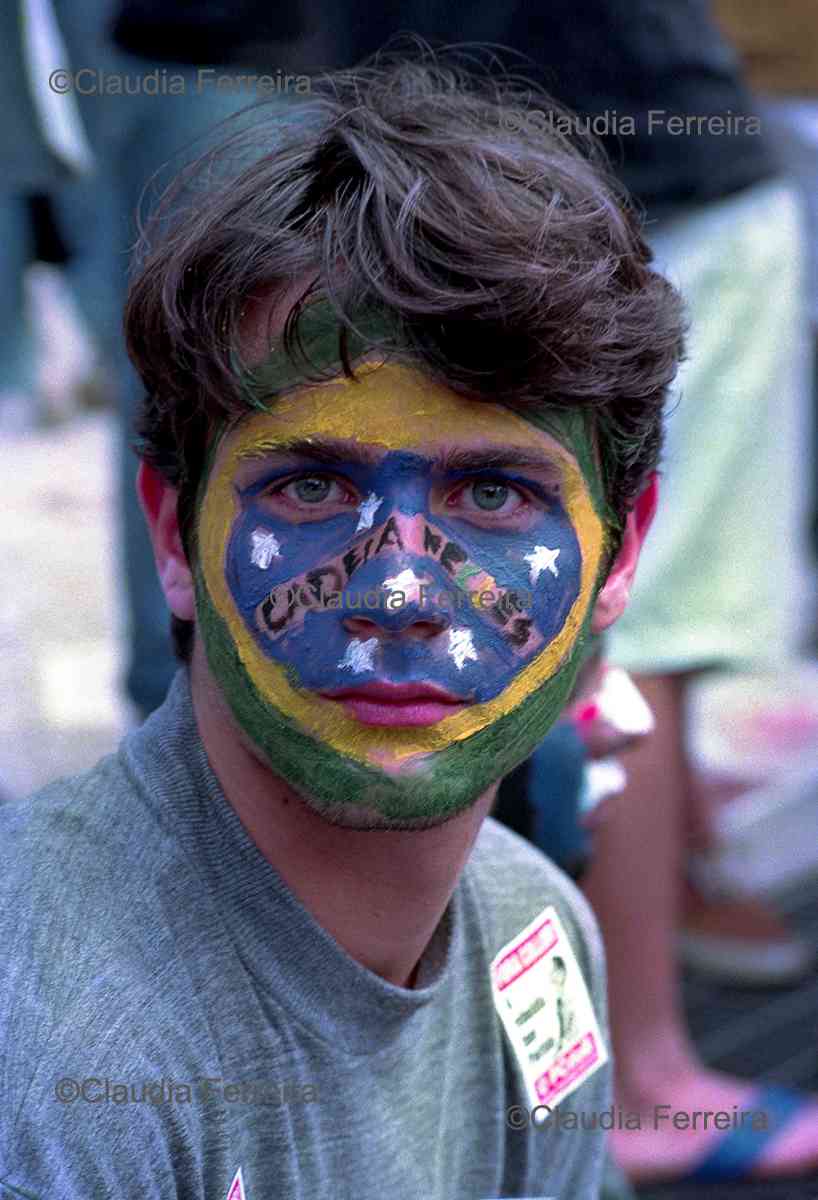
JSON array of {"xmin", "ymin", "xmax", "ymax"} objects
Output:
[{"xmin": 491, "ymin": 905, "xmax": 608, "ymax": 1111}]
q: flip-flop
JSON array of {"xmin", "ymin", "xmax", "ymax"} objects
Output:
[{"xmin": 685, "ymin": 1083, "xmax": 808, "ymax": 1182}]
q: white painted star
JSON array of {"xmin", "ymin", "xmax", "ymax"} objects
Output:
[
  {"xmin": 448, "ymin": 627, "xmax": 478, "ymax": 671},
  {"xmin": 355, "ymin": 492, "xmax": 384, "ymax": 533},
  {"xmin": 524, "ymin": 544, "xmax": 560, "ymax": 585},
  {"xmin": 382, "ymin": 567, "xmax": 428, "ymax": 605},
  {"xmin": 337, "ymin": 638, "xmax": 378, "ymax": 674},
  {"xmin": 250, "ymin": 528, "xmax": 281, "ymax": 569}
]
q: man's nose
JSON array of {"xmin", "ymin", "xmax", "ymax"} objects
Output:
[
  {"xmin": 340, "ymin": 511, "xmax": 454, "ymax": 640},
  {"xmin": 340, "ymin": 558, "xmax": 454, "ymax": 640},
  {"xmin": 342, "ymin": 603, "xmax": 452, "ymax": 642}
]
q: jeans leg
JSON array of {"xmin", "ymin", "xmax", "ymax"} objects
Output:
[{"xmin": 0, "ymin": 196, "xmax": 36, "ymax": 395}]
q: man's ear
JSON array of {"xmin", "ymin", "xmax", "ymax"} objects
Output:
[
  {"xmin": 590, "ymin": 473, "xmax": 658, "ymax": 634},
  {"xmin": 137, "ymin": 462, "xmax": 196, "ymax": 621}
]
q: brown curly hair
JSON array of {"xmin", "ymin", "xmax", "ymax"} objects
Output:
[{"xmin": 124, "ymin": 49, "xmax": 686, "ymax": 661}]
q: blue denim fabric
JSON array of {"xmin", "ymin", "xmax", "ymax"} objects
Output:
[
  {"xmin": 527, "ymin": 721, "xmax": 592, "ymax": 873},
  {"xmin": 0, "ymin": 1, "xmax": 73, "ymax": 401},
  {"xmin": 0, "ymin": 3, "xmax": 73, "ymax": 190},
  {"xmin": 0, "ymin": 197, "xmax": 36, "ymax": 394},
  {"xmin": 493, "ymin": 721, "xmax": 591, "ymax": 877}
]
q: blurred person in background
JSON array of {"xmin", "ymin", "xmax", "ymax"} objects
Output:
[
  {"xmin": 534, "ymin": 2, "xmax": 818, "ymax": 1186},
  {"xmin": 576, "ymin": 1, "xmax": 818, "ymax": 1186},
  {"xmin": 714, "ymin": 0, "xmax": 818, "ymax": 559},
  {"xmin": 0, "ymin": 0, "xmax": 94, "ymax": 432},
  {"xmin": 0, "ymin": 0, "xmax": 95, "ymax": 803}
]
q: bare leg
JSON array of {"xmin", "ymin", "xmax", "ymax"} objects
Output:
[
  {"xmin": 582, "ymin": 671, "xmax": 818, "ymax": 1183},
  {"xmin": 582, "ymin": 673, "xmax": 695, "ymax": 1098}
]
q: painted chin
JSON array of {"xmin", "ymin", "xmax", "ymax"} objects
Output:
[{"xmin": 331, "ymin": 697, "xmax": 467, "ymax": 727}]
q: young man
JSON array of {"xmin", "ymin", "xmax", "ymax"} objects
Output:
[{"xmin": 0, "ymin": 59, "xmax": 684, "ymax": 1199}]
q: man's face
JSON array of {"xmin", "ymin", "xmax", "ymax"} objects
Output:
[{"xmin": 193, "ymin": 360, "xmax": 609, "ymax": 826}]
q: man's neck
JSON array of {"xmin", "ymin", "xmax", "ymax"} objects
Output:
[{"xmin": 189, "ymin": 648, "xmax": 497, "ymax": 989}]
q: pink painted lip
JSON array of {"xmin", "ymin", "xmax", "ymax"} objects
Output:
[{"xmin": 320, "ymin": 681, "xmax": 469, "ymax": 727}]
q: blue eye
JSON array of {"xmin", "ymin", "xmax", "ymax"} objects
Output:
[
  {"xmin": 265, "ymin": 473, "xmax": 354, "ymax": 510},
  {"xmin": 292, "ymin": 476, "xmax": 333, "ymax": 504},
  {"xmin": 451, "ymin": 478, "xmax": 528, "ymax": 518},
  {"xmin": 471, "ymin": 481, "xmax": 510, "ymax": 511}
]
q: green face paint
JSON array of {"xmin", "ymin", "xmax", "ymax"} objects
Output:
[{"xmin": 192, "ymin": 339, "xmax": 613, "ymax": 825}]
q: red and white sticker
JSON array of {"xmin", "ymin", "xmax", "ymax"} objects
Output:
[
  {"xmin": 491, "ymin": 905, "xmax": 608, "ymax": 1110},
  {"xmin": 225, "ymin": 1167, "xmax": 246, "ymax": 1200}
]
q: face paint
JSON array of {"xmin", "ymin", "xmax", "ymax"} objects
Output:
[
  {"xmin": 449, "ymin": 627, "xmax": 479, "ymax": 671},
  {"xmin": 194, "ymin": 360, "xmax": 609, "ymax": 822},
  {"xmin": 338, "ymin": 637, "xmax": 378, "ymax": 674},
  {"xmin": 355, "ymin": 492, "xmax": 384, "ymax": 532},
  {"xmin": 250, "ymin": 528, "xmax": 281, "ymax": 569},
  {"xmin": 525, "ymin": 545, "xmax": 560, "ymax": 584}
]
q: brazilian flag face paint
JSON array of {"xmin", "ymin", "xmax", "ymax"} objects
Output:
[{"xmin": 195, "ymin": 360, "xmax": 610, "ymax": 822}]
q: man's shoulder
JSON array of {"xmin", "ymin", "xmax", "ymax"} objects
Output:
[
  {"xmin": 470, "ymin": 813, "xmax": 591, "ymax": 908},
  {"xmin": 466, "ymin": 816, "xmax": 605, "ymax": 984},
  {"xmin": 0, "ymin": 672, "xmax": 196, "ymax": 895},
  {"xmin": 0, "ymin": 746, "xmax": 219, "ymax": 1156},
  {"xmin": 0, "ymin": 747, "xmax": 190, "ymax": 1045},
  {"xmin": 0, "ymin": 746, "xmax": 171, "ymax": 902}
]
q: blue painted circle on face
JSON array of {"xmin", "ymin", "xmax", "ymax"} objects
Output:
[{"xmin": 224, "ymin": 451, "xmax": 582, "ymax": 703}]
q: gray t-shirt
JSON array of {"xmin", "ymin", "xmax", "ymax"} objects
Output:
[{"xmin": 0, "ymin": 669, "xmax": 612, "ymax": 1199}]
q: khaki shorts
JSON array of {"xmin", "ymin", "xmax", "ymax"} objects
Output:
[{"xmin": 607, "ymin": 178, "xmax": 814, "ymax": 674}]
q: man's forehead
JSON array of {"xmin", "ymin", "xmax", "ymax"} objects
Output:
[
  {"xmin": 227, "ymin": 294, "xmax": 605, "ymax": 512},
  {"xmin": 231, "ymin": 434, "xmax": 570, "ymax": 489},
  {"xmin": 218, "ymin": 361, "xmax": 588, "ymax": 482},
  {"xmin": 238, "ymin": 279, "xmax": 317, "ymax": 367}
]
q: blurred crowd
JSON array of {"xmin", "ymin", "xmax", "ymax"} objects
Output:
[{"xmin": 3, "ymin": 0, "xmax": 818, "ymax": 1194}]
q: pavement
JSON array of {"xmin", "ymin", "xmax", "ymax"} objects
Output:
[
  {"xmin": 0, "ymin": 265, "xmax": 131, "ymax": 800},
  {"xmin": 0, "ymin": 409, "xmax": 132, "ymax": 799}
]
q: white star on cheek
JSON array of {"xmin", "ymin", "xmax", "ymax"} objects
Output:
[
  {"xmin": 448, "ymin": 627, "xmax": 478, "ymax": 671},
  {"xmin": 355, "ymin": 492, "xmax": 384, "ymax": 532},
  {"xmin": 250, "ymin": 528, "xmax": 282, "ymax": 569},
  {"xmin": 337, "ymin": 638, "xmax": 378, "ymax": 674},
  {"xmin": 524, "ymin": 544, "xmax": 560, "ymax": 585}
]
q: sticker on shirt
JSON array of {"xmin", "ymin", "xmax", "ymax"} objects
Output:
[
  {"xmin": 225, "ymin": 1166, "xmax": 247, "ymax": 1200},
  {"xmin": 490, "ymin": 904, "xmax": 608, "ymax": 1110}
]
